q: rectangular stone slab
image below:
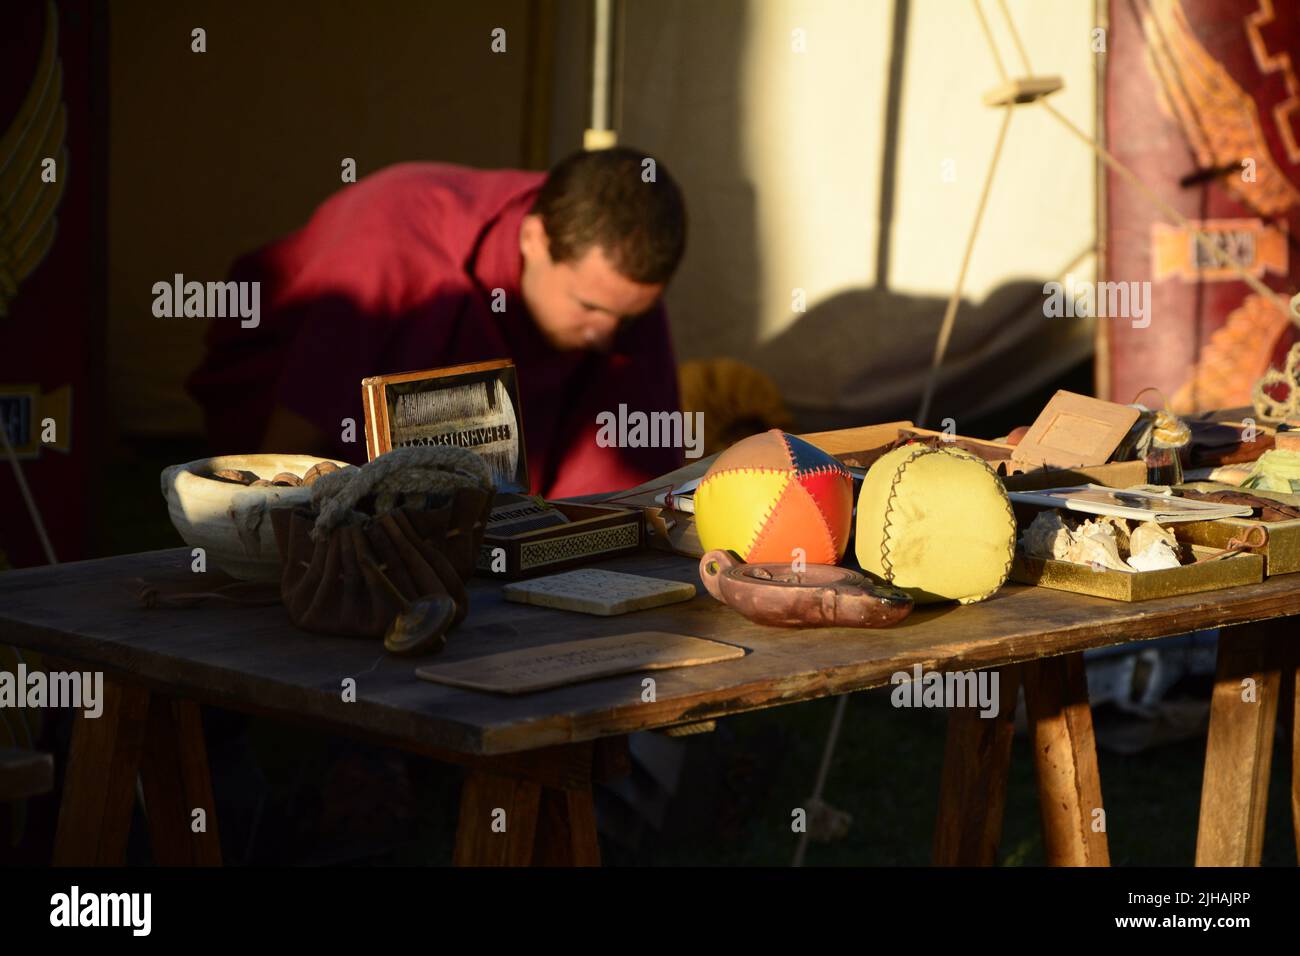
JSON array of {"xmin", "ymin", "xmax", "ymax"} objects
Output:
[{"xmin": 502, "ymin": 568, "xmax": 698, "ymax": 616}]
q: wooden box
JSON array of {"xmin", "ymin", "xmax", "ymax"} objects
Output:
[
  {"xmin": 361, "ymin": 360, "xmax": 644, "ymax": 578},
  {"xmin": 900, "ymin": 429, "xmax": 1149, "ymax": 484},
  {"xmin": 1000, "ymin": 460, "xmax": 1148, "ymax": 492},
  {"xmin": 478, "ymin": 502, "xmax": 644, "ymax": 580},
  {"xmin": 809, "ymin": 421, "xmax": 1149, "ymax": 486}
]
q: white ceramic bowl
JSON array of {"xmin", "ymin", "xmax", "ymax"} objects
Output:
[{"xmin": 160, "ymin": 454, "xmax": 351, "ymax": 581}]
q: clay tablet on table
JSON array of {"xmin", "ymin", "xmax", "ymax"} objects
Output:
[
  {"xmin": 502, "ymin": 568, "xmax": 697, "ymax": 616},
  {"xmin": 415, "ymin": 631, "xmax": 745, "ymax": 694}
]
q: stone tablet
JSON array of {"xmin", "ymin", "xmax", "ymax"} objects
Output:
[
  {"xmin": 501, "ymin": 568, "xmax": 697, "ymax": 616},
  {"xmin": 415, "ymin": 631, "xmax": 745, "ymax": 694}
]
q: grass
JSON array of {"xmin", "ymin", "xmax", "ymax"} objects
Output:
[{"xmin": 600, "ymin": 688, "xmax": 1296, "ymax": 867}]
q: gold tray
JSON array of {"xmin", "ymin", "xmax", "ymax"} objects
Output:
[
  {"xmin": 1011, "ymin": 545, "xmax": 1264, "ymax": 602},
  {"xmin": 1174, "ymin": 517, "xmax": 1300, "ymax": 576}
]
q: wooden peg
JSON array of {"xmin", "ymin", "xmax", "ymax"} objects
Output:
[{"xmin": 983, "ymin": 75, "xmax": 1064, "ymax": 107}]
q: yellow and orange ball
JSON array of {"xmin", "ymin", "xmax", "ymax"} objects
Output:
[{"xmin": 694, "ymin": 429, "xmax": 854, "ymax": 565}]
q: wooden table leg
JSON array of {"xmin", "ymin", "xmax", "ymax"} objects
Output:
[
  {"xmin": 1196, "ymin": 620, "xmax": 1285, "ymax": 866},
  {"xmin": 453, "ymin": 740, "xmax": 611, "ymax": 866},
  {"xmin": 54, "ymin": 677, "xmax": 222, "ymax": 866},
  {"xmin": 933, "ymin": 666, "xmax": 1020, "ymax": 865},
  {"xmin": 1022, "ymin": 652, "xmax": 1110, "ymax": 866},
  {"xmin": 54, "ymin": 678, "xmax": 150, "ymax": 865},
  {"xmin": 453, "ymin": 767, "xmax": 543, "ymax": 866},
  {"xmin": 140, "ymin": 695, "xmax": 222, "ymax": 865},
  {"xmin": 532, "ymin": 787, "xmax": 601, "ymax": 866}
]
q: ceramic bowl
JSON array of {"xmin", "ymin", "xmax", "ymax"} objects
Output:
[{"xmin": 160, "ymin": 453, "xmax": 351, "ymax": 581}]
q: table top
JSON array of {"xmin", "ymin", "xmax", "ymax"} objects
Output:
[{"xmin": 3, "ymin": 546, "xmax": 1299, "ymax": 756}]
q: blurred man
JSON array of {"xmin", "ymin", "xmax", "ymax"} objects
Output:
[{"xmin": 188, "ymin": 147, "xmax": 687, "ymax": 496}]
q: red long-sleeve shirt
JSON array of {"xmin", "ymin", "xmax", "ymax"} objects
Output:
[{"xmin": 186, "ymin": 162, "xmax": 684, "ymax": 497}]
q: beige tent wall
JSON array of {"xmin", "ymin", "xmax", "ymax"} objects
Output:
[
  {"xmin": 108, "ymin": 0, "xmax": 540, "ymax": 437},
  {"xmin": 600, "ymin": 0, "xmax": 1099, "ymax": 428},
  {"xmin": 110, "ymin": 0, "xmax": 1098, "ymax": 437}
]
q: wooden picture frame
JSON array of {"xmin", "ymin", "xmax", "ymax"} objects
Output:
[{"xmin": 361, "ymin": 359, "xmax": 528, "ymax": 491}]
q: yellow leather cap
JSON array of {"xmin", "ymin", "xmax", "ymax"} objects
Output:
[{"xmin": 855, "ymin": 445, "xmax": 1016, "ymax": 605}]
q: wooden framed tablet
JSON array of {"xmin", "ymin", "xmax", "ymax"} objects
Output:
[
  {"xmin": 361, "ymin": 359, "xmax": 644, "ymax": 578},
  {"xmin": 361, "ymin": 359, "xmax": 528, "ymax": 491}
]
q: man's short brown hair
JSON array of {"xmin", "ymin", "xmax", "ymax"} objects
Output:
[{"xmin": 532, "ymin": 147, "xmax": 686, "ymax": 285}]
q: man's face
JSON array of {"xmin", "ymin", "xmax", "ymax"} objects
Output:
[{"xmin": 519, "ymin": 214, "xmax": 664, "ymax": 351}]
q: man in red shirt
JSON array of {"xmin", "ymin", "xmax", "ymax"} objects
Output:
[{"xmin": 187, "ymin": 147, "xmax": 687, "ymax": 497}]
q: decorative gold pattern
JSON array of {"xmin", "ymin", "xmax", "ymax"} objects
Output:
[
  {"xmin": 1143, "ymin": 0, "xmax": 1300, "ymax": 215},
  {"xmin": 1170, "ymin": 293, "xmax": 1291, "ymax": 413},
  {"xmin": 517, "ymin": 523, "xmax": 640, "ymax": 571},
  {"xmin": 1253, "ymin": 341, "xmax": 1300, "ymax": 419},
  {"xmin": 1246, "ymin": 0, "xmax": 1300, "ymax": 164},
  {"xmin": 477, "ymin": 522, "xmax": 641, "ymax": 573}
]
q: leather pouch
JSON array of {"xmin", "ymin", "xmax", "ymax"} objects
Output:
[{"xmin": 270, "ymin": 487, "xmax": 492, "ymax": 639}]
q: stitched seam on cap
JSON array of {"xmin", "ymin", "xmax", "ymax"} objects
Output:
[{"xmin": 879, "ymin": 446, "xmax": 933, "ymax": 583}]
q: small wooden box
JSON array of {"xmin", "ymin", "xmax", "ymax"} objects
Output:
[
  {"xmin": 362, "ymin": 360, "xmax": 644, "ymax": 579},
  {"xmin": 817, "ymin": 422, "xmax": 1148, "ymax": 487},
  {"xmin": 1000, "ymin": 460, "xmax": 1148, "ymax": 491},
  {"xmin": 479, "ymin": 502, "xmax": 644, "ymax": 580},
  {"xmin": 898, "ymin": 429, "xmax": 1149, "ymax": 485},
  {"xmin": 818, "ymin": 424, "xmax": 1009, "ymax": 471}
]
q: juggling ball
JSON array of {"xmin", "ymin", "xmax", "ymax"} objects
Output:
[{"xmin": 694, "ymin": 429, "xmax": 854, "ymax": 565}]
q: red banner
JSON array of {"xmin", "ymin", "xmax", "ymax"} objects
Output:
[{"xmin": 1104, "ymin": 0, "xmax": 1299, "ymax": 413}]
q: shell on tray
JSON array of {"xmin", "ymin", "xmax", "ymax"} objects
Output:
[
  {"xmin": 1020, "ymin": 511, "xmax": 1188, "ymax": 574},
  {"xmin": 1064, "ymin": 520, "xmax": 1130, "ymax": 571}
]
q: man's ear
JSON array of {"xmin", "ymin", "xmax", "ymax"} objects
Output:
[{"xmin": 520, "ymin": 214, "xmax": 550, "ymax": 263}]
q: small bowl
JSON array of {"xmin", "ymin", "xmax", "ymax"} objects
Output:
[{"xmin": 161, "ymin": 454, "xmax": 350, "ymax": 581}]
